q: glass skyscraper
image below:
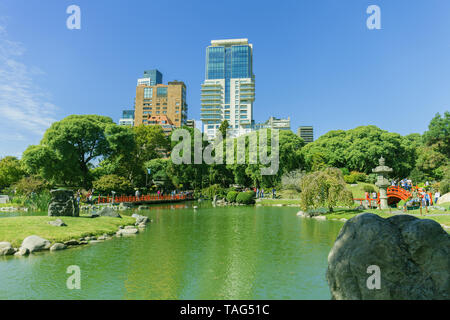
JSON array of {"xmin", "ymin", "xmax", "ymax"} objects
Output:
[
  {"xmin": 142, "ymin": 69, "xmax": 163, "ymax": 86},
  {"xmin": 201, "ymin": 39, "xmax": 255, "ymax": 139}
]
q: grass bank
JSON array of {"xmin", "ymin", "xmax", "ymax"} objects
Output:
[
  {"xmin": 257, "ymin": 198, "xmax": 301, "ymax": 206},
  {"xmin": 0, "ymin": 215, "xmax": 136, "ymax": 247},
  {"xmin": 324, "ymin": 205, "xmax": 450, "ymax": 227}
]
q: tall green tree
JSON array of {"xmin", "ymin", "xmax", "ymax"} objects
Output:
[
  {"xmin": 0, "ymin": 156, "xmax": 25, "ymax": 191},
  {"xmin": 302, "ymin": 126, "xmax": 416, "ymax": 178},
  {"xmin": 22, "ymin": 115, "xmax": 134, "ymax": 188},
  {"xmin": 423, "ymin": 111, "xmax": 450, "ymax": 156}
]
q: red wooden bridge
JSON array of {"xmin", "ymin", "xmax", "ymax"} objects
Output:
[
  {"xmin": 97, "ymin": 193, "xmax": 193, "ymax": 205},
  {"xmin": 354, "ymin": 186, "xmax": 433, "ymax": 207}
]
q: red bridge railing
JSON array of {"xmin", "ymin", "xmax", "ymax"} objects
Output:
[
  {"xmin": 353, "ymin": 186, "xmax": 434, "ymax": 206},
  {"xmin": 97, "ymin": 194, "xmax": 193, "ymax": 204}
]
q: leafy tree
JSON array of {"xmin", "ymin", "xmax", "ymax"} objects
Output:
[
  {"xmin": 0, "ymin": 156, "xmax": 25, "ymax": 191},
  {"xmin": 302, "ymin": 126, "xmax": 415, "ymax": 177},
  {"xmin": 218, "ymin": 120, "xmax": 229, "ymax": 139},
  {"xmin": 423, "ymin": 111, "xmax": 449, "ymax": 156},
  {"xmin": 22, "ymin": 115, "xmax": 134, "ymax": 188},
  {"xmin": 299, "ymin": 167, "xmax": 353, "ymax": 212},
  {"xmin": 12, "ymin": 176, "xmax": 49, "ymax": 196},
  {"xmin": 92, "ymin": 174, "xmax": 133, "ymax": 195},
  {"xmin": 102, "ymin": 124, "xmax": 168, "ymax": 186}
]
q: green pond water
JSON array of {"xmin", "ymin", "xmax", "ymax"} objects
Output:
[{"xmin": 0, "ymin": 203, "xmax": 343, "ymax": 299}]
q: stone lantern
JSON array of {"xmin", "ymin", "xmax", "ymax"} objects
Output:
[{"xmin": 372, "ymin": 156, "xmax": 393, "ymax": 209}]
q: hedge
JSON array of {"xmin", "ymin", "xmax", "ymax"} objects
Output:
[
  {"xmin": 236, "ymin": 191, "xmax": 255, "ymax": 204},
  {"xmin": 226, "ymin": 191, "xmax": 239, "ymax": 203}
]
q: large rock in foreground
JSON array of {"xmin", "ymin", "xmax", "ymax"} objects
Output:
[
  {"xmin": 21, "ymin": 235, "xmax": 51, "ymax": 253},
  {"xmin": 48, "ymin": 189, "xmax": 79, "ymax": 217},
  {"xmin": 327, "ymin": 213, "xmax": 449, "ymax": 300}
]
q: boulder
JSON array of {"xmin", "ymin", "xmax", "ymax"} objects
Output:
[
  {"xmin": 118, "ymin": 228, "xmax": 139, "ymax": 235},
  {"xmin": 48, "ymin": 189, "xmax": 79, "ymax": 217},
  {"xmin": 48, "ymin": 218, "xmax": 67, "ymax": 227},
  {"xmin": 64, "ymin": 239, "xmax": 79, "ymax": 246},
  {"xmin": 327, "ymin": 213, "xmax": 450, "ymax": 300},
  {"xmin": 135, "ymin": 215, "xmax": 149, "ymax": 225},
  {"xmin": 14, "ymin": 247, "xmax": 29, "ymax": 256},
  {"xmin": 21, "ymin": 235, "xmax": 51, "ymax": 253},
  {"xmin": 436, "ymin": 192, "xmax": 450, "ymax": 205},
  {"xmin": 296, "ymin": 211, "xmax": 306, "ymax": 217},
  {"xmin": 97, "ymin": 207, "xmax": 121, "ymax": 218},
  {"xmin": 119, "ymin": 203, "xmax": 132, "ymax": 211},
  {"xmin": 0, "ymin": 242, "xmax": 15, "ymax": 256},
  {"xmin": 50, "ymin": 243, "xmax": 66, "ymax": 251},
  {"xmin": 138, "ymin": 205, "xmax": 149, "ymax": 211}
]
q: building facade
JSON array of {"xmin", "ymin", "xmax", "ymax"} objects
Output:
[
  {"xmin": 254, "ymin": 116, "xmax": 290, "ymax": 131},
  {"xmin": 200, "ymin": 39, "xmax": 255, "ymax": 139},
  {"xmin": 297, "ymin": 126, "xmax": 314, "ymax": 143},
  {"xmin": 185, "ymin": 119, "xmax": 196, "ymax": 129},
  {"xmin": 134, "ymin": 71, "xmax": 187, "ymax": 130},
  {"xmin": 119, "ymin": 109, "xmax": 135, "ymax": 126},
  {"xmin": 145, "ymin": 115, "xmax": 175, "ymax": 135}
]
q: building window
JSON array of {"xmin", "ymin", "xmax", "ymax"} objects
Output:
[
  {"xmin": 144, "ymin": 88, "xmax": 153, "ymax": 99},
  {"xmin": 157, "ymin": 87, "xmax": 168, "ymax": 97}
]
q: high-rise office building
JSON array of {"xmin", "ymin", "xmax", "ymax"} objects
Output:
[
  {"xmin": 134, "ymin": 70, "xmax": 187, "ymax": 130},
  {"xmin": 142, "ymin": 69, "xmax": 163, "ymax": 86},
  {"xmin": 298, "ymin": 126, "xmax": 314, "ymax": 143},
  {"xmin": 119, "ymin": 109, "xmax": 135, "ymax": 126},
  {"xmin": 201, "ymin": 39, "xmax": 255, "ymax": 139}
]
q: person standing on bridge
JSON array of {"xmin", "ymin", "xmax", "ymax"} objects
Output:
[{"xmin": 135, "ymin": 189, "xmax": 140, "ymax": 200}]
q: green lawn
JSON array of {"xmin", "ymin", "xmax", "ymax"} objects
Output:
[
  {"xmin": 324, "ymin": 205, "xmax": 450, "ymax": 228},
  {"xmin": 346, "ymin": 182, "xmax": 379, "ymax": 198},
  {"xmin": 0, "ymin": 215, "xmax": 135, "ymax": 247},
  {"xmin": 257, "ymin": 198, "xmax": 300, "ymax": 206}
]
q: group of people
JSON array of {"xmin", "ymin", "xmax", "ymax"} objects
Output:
[
  {"xmin": 75, "ymin": 189, "xmax": 94, "ymax": 205},
  {"xmin": 391, "ymin": 178, "xmax": 413, "ymax": 191},
  {"xmin": 253, "ymin": 187, "xmax": 277, "ymax": 199}
]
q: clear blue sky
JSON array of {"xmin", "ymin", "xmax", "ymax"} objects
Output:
[{"xmin": 0, "ymin": 0, "xmax": 449, "ymax": 157}]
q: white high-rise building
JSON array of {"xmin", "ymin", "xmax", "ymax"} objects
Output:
[{"xmin": 200, "ymin": 39, "xmax": 255, "ymax": 139}]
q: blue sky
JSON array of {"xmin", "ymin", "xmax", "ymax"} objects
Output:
[{"xmin": 0, "ymin": 0, "xmax": 449, "ymax": 157}]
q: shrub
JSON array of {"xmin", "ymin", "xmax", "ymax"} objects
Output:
[
  {"xmin": 281, "ymin": 169, "xmax": 305, "ymax": 192},
  {"xmin": 236, "ymin": 191, "xmax": 255, "ymax": 204},
  {"xmin": 202, "ymin": 184, "xmax": 227, "ymax": 199},
  {"xmin": 300, "ymin": 168, "xmax": 353, "ymax": 212},
  {"xmin": 344, "ymin": 171, "xmax": 367, "ymax": 184},
  {"xmin": 226, "ymin": 190, "xmax": 239, "ymax": 203},
  {"xmin": 279, "ymin": 189, "xmax": 300, "ymax": 199},
  {"xmin": 363, "ymin": 185, "xmax": 376, "ymax": 193},
  {"xmin": 440, "ymin": 179, "xmax": 450, "ymax": 194},
  {"xmin": 93, "ymin": 174, "xmax": 133, "ymax": 195},
  {"xmin": 344, "ymin": 174, "xmax": 358, "ymax": 184},
  {"xmin": 12, "ymin": 176, "xmax": 49, "ymax": 196}
]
